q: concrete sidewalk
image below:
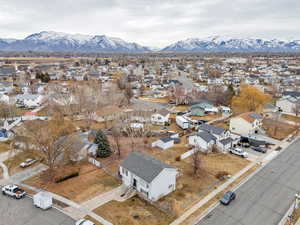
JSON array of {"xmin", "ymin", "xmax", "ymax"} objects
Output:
[{"xmin": 82, "ymin": 185, "xmax": 127, "ymax": 211}]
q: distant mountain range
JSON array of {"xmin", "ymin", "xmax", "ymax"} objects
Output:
[
  {"xmin": 0, "ymin": 31, "xmax": 150, "ymax": 53},
  {"xmin": 0, "ymin": 32, "xmax": 300, "ymax": 53},
  {"xmin": 162, "ymin": 36, "xmax": 300, "ymax": 52}
]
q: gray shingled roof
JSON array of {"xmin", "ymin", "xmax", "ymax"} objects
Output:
[
  {"xmin": 219, "ymin": 137, "xmax": 233, "ymax": 145},
  {"xmin": 196, "ymin": 131, "xmax": 217, "ymax": 143},
  {"xmin": 160, "ymin": 136, "xmax": 173, "ymax": 143},
  {"xmin": 199, "ymin": 124, "xmax": 225, "ymax": 135},
  {"xmin": 120, "ymin": 152, "xmax": 176, "ymax": 183}
]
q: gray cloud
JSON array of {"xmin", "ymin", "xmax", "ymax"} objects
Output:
[{"xmin": 0, "ymin": 0, "xmax": 299, "ymax": 47}]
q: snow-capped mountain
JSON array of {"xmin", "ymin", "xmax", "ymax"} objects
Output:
[
  {"xmin": 162, "ymin": 36, "xmax": 300, "ymax": 52},
  {"xmin": 0, "ymin": 31, "xmax": 150, "ymax": 53}
]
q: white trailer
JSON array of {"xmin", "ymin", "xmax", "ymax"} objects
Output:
[
  {"xmin": 33, "ymin": 192, "xmax": 53, "ymax": 210},
  {"xmin": 176, "ymin": 116, "xmax": 189, "ymax": 130}
]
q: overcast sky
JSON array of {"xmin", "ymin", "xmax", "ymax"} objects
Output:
[{"xmin": 0, "ymin": 0, "xmax": 299, "ymax": 47}]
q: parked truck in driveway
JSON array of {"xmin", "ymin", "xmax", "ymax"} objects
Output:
[
  {"xmin": 176, "ymin": 116, "xmax": 189, "ymax": 130},
  {"xmin": 33, "ymin": 192, "xmax": 53, "ymax": 210}
]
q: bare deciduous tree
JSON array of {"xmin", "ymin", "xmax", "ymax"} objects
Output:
[{"xmin": 192, "ymin": 147, "xmax": 202, "ymax": 177}]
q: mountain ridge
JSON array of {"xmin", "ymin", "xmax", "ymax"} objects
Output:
[{"xmin": 1, "ymin": 32, "xmax": 300, "ymax": 53}]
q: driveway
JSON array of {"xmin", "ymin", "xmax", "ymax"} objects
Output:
[
  {"xmin": 195, "ymin": 138, "xmax": 300, "ymax": 225},
  {"xmin": 0, "ymin": 194, "xmax": 74, "ymax": 225}
]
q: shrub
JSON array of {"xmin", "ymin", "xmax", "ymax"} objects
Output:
[
  {"xmin": 215, "ymin": 171, "xmax": 229, "ymax": 180},
  {"xmin": 175, "ymin": 156, "xmax": 181, "ymax": 161},
  {"xmin": 54, "ymin": 170, "xmax": 79, "ymax": 183}
]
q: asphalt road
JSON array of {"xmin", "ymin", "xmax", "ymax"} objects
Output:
[
  {"xmin": 196, "ymin": 138, "xmax": 300, "ymax": 225},
  {"xmin": 0, "ymin": 194, "xmax": 74, "ymax": 225}
]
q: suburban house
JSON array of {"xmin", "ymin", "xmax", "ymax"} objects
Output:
[
  {"xmin": 151, "ymin": 109, "xmax": 170, "ymax": 125},
  {"xmin": 188, "ymin": 132, "xmax": 217, "ymax": 151},
  {"xmin": 15, "ymin": 94, "xmax": 44, "ymax": 108},
  {"xmin": 229, "ymin": 112, "xmax": 263, "ymax": 136},
  {"xmin": 119, "ymin": 152, "xmax": 177, "ymax": 201},
  {"xmin": 189, "ymin": 101, "xmax": 218, "ymax": 116},
  {"xmin": 198, "ymin": 124, "xmax": 230, "ymax": 140},
  {"xmin": 188, "ymin": 124, "xmax": 233, "ymax": 152},
  {"xmin": 0, "ymin": 93, "xmax": 9, "ymax": 103},
  {"xmin": 276, "ymin": 96, "xmax": 300, "ymax": 115},
  {"xmin": 151, "ymin": 136, "xmax": 174, "ymax": 150}
]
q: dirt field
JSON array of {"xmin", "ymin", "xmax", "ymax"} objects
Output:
[
  {"xmin": 263, "ymin": 118, "xmax": 297, "ymax": 140},
  {"xmin": 23, "ymin": 162, "xmax": 121, "ymax": 203},
  {"xmin": 93, "ymin": 196, "xmax": 174, "ymax": 225}
]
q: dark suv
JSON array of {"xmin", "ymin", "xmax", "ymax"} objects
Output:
[
  {"xmin": 252, "ymin": 146, "xmax": 267, "ymax": 153},
  {"xmin": 220, "ymin": 191, "xmax": 236, "ymax": 205}
]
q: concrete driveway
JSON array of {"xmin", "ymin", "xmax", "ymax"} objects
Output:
[{"xmin": 0, "ymin": 194, "xmax": 74, "ymax": 225}]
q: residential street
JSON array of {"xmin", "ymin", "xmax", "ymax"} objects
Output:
[
  {"xmin": 195, "ymin": 138, "xmax": 300, "ymax": 225},
  {"xmin": 0, "ymin": 194, "xmax": 74, "ymax": 225}
]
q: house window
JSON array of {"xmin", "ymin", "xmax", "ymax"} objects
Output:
[{"xmin": 122, "ymin": 168, "xmax": 128, "ymax": 176}]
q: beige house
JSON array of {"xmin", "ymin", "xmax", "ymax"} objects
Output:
[{"xmin": 229, "ymin": 112, "xmax": 263, "ymax": 136}]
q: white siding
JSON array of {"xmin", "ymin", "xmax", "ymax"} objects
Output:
[
  {"xmin": 149, "ymin": 168, "xmax": 177, "ymax": 201},
  {"xmin": 230, "ymin": 117, "xmax": 254, "ymax": 136}
]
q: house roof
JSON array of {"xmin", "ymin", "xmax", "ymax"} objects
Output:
[
  {"xmin": 120, "ymin": 152, "xmax": 176, "ymax": 183},
  {"xmin": 219, "ymin": 137, "xmax": 233, "ymax": 145},
  {"xmin": 196, "ymin": 131, "xmax": 217, "ymax": 143},
  {"xmin": 0, "ymin": 67, "xmax": 16, "ymax": 76},
  {"xmin": 199, "ymin": 124, "xmax": 225, "ymax": 135},
  {"xmin": 160, "ymin": 136, "xmax": 173, "ymax": 143},
  {"xmin": 156, "ymin": 109, "xmax": 170, "ymax": 116},
  {"xmin": 282, "ymin": 91, "xmax": 300, "ymax": 98},
  {"xmin": 237, "ymin": 112, "xmax": 263, "ymax": 123}
]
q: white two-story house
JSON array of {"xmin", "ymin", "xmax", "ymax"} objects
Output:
[
  {"xmin": 230, "ymin": 112, "xmax": 263, "ymax": 136},
  {"xmin": 119, "ymin": 152, "xmax": 177, "ymax": 201},
  {"xmin": 151, "ymin": 109, "xmax": 170, "ymax": 125}
]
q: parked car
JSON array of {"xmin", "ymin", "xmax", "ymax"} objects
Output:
[
  {"xmin": 238, "ymin": 142, "xmax": 250, "ymax": 148},
  {"xmin": 75, "ymin": 219, "xmax": 95, "ymax": 225},
  {"xmin": 220, "ymin": 191, "xmax": 236, "ymax": 205},
  {"xmin": 20, "ymin": 158, "xmax": 38, "ymax": 168},
  {"xmin": 252, "ymin": 146, "xmax": 267, "ymax": 153},
  {"xmin": 2, "ymin": 185, "xmax": 26, "ymax": 199},
  {"xmin": 229, "ymin": 148, "xmax": 248, "ymax": 158}
]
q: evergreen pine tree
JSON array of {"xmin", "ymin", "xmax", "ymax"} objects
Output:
[{"xmin": 94, "ymin": 130, "xmax": 112, "ymax": 158}]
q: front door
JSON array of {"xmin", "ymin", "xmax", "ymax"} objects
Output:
[{"xmin": 133, "ymin": 178, "xmax": 137, "ymax": 189}]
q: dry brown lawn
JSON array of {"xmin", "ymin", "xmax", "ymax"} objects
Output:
[
  {"xmin": 173, "ymin": 105, "xmax": 188, "ymax": 112},
  {"xmin": 0, "ymin": 141, "xmax": 11, "ymax": 153},
  {"xmin": 190, "ymin": 114, "xmax": 220, "ymax": 121},
  {"xmin": 93, "ymin": 196, "xmax": 174, "ymax": 225},
  {"xmin": 23, "ymin": 162, "xmax": 121, "ymax": 203},
  {"xmin": 282, "ymin": 114, "xmax": 300, "ymax": 123},
  {"xmin": 3, "ymin": 151, "xmax": 39, "ymax": 175},
  {"xmin": 84, "ymin": 215, "xmax": 104, "ymax": 225},
  {"xmin": 213, "ymin": 120, "xmax": 230, "ymax": 130},
  {"xmin": 143, "ymin": 144, "xmax": 249, "ymax": 216},
  {"xmin": 263, "ymin": 118, "xmax": 297, "ymax": 140},
  {"xmin": 139, "ymin": 97, "xmax": 170, "ymax": 103}
]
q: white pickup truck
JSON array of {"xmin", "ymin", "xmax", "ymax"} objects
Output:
[
  {"xmin": 229, "ymin": 148, "xmax": 248, "ymax": 158},
  {"xmin": 2, "ymin": 185, "xmax": 26, "ymax": 199}
]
